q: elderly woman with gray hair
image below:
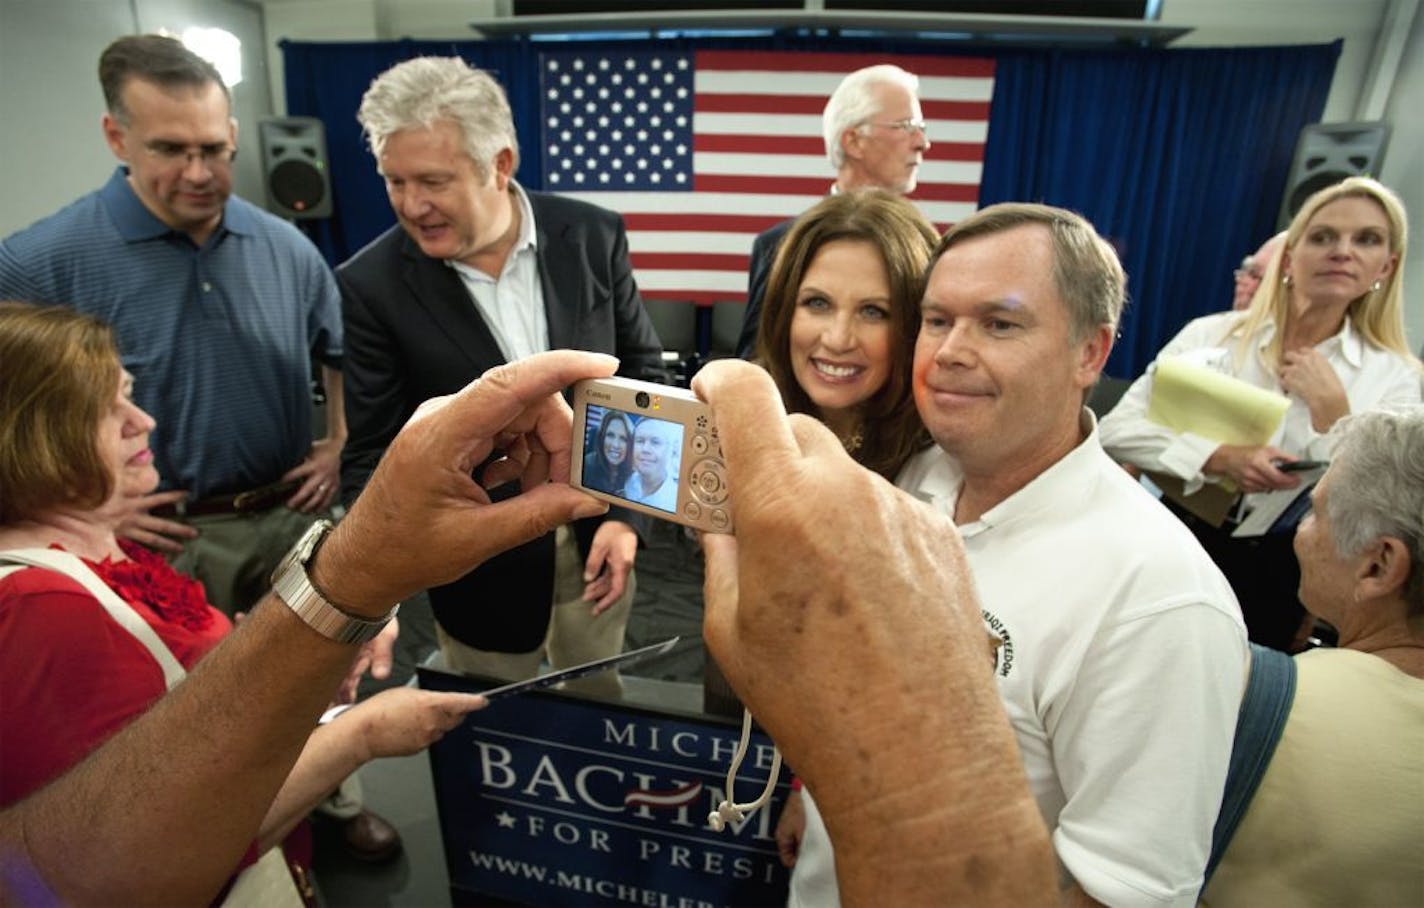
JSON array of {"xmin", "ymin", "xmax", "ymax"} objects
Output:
[{"xmin": 1202, "ymin": 406, "xmax": 1424, "ymax": 906}]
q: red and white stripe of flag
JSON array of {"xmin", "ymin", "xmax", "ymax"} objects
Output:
[{"xmin": 558, "ymin": 50, "xmax": 994, "ymax": 303}]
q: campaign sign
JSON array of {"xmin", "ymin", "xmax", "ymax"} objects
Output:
[{"xmin": 420, "ymin": 667, "xmax": 791, "ymax": 907}]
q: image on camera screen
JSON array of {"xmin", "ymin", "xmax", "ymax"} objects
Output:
[{"xmin": 582, "ymin": 405, "xmax": 683, "ymax": 515}]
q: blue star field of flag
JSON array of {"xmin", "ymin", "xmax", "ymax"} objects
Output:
[{"xmin": 540, "ymin": 51, "xmax": 695, "ymax": 192}]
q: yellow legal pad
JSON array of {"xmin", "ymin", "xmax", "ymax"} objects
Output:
[{"xmin": 1146, "ymin": 356, "xmax": 1289, "ymax": 446}]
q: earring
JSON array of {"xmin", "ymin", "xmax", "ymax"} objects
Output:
[
  {"xmin": 1282, "ymin": 273, "xmax": 1293, "ymax": 287},
  {"xmin": 1370, "ymin": 279, "xmax": 1383, "ymax": 292}
]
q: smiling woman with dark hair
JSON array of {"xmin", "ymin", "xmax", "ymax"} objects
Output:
[
  {"xmin": 755, "ymin": 189, "xmax": 936, "ymax": 480},
  {"xmin": 753, "ymin": 190, "xmax": 939, "ymax": 874},
  {"xmin": 582, "ymin": 410, "xmax": 633, "ymax": 496}
]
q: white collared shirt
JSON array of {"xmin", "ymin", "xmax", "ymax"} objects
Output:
[
  {"xmin": 790, "ymin": 416, "xmax": 1247, "ymax": 908},
  {"xmin": 622, "ymin": 471, "xmax": 678, "ymax": 513},
  {"xmin": 448, "ymin": 182, "xmax": 547, "ymax": 362},
  {"xmin": 1099, "ymin": 311, "xmax": 1421, "ymax": 492}
]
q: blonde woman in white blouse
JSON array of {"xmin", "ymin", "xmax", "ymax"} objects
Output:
[
  {"xmin": 1103, "ymin": 176, "xmax": 1418, "ymax": 489},
  {"xmin": 1100, "ymin": 176, "xmax": 1420, "ymax": 648}
]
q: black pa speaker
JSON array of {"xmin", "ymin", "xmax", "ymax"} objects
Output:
[
  {"xmin": 1276, "ymin": 121, "xmax": 1390, "ymax": 229},
  {"xmin": 257, "ymin": 117, "xmax": 333, "ymax": 219}
]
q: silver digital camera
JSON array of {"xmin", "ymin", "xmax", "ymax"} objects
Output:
[{"xmin": 570, "ymin": 377, "xmax": 732, "ymax": 534}]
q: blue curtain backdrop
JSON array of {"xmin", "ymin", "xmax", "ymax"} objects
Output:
[
  {"xmin": 979, "ymin": 42, "xmax": 1339, "ymax": 377},
  {"xmin": 281, "ymin": 36, "xmax": 1338, "ymax": 378}
]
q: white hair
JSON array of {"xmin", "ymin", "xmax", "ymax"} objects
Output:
[
  {"xmin": 357, "ymin": 56, "xmax": 519, "ymax": 177},
  {"xmin": 822, "ymin": 64, "xmax": 920, "ymax": 170},
  {"xmin": 1325, "ymin": 406, "xmax": 1424, "ymax": 611}
]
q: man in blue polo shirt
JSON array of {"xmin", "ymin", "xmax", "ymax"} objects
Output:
[
  {"xmin": 0, "ymin": 34, "xmax": 402, "ymax": 862},
  {"xmin": 0, "ymin": 35, "xmax": 343, "ymax": 616}
]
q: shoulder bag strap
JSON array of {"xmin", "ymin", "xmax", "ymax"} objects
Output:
[
  {"xmin": 0, "ymin": 548, "xmax": 187, "ymax": 690},
  {"xmin": 1, "ymin": 552, "xmax": 301, "ymax": 907},
  {"xmin": 1204, "ymin": 642, "xmax": 1297, "ymax": 883}
]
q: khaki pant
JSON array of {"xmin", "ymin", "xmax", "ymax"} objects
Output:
[
  {"xmin": 171, "ymin": 506, "xmax": 326, "ymax": 617},
  {"xmin": 438, "ymin": 526, "xmax": 635, "ymax": 699}
]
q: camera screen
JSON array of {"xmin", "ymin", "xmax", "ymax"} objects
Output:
[{"xmin": 582, "ymin": 405, "xmax": 683, "ymax": 515}]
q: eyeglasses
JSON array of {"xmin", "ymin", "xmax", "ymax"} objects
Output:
[
  {"xmin": 1232, "ymin": 257, "xmax": 1264, "ymax": 281},
  {"xmin": 868, "ymin": 118, "xmax": 928, "ymax": 136},
  {"xmin": 143, "ymin": 140, "xmax": 237, "ymax": 169}
]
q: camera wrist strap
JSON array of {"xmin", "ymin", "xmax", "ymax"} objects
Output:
[{"xmin": 708, "ymin": 707, "xmax": 783, "ymax": 831}]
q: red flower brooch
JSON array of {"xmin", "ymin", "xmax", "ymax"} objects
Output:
[{"xmin": 79, "ymin": 540, "xmax": 215, "ymax": 632}]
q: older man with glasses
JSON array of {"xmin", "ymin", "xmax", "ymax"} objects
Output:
[
  {"xmin": 1231, "ymin": 231, "xmax": 1288, "ymax": 311},
  {"xmin": 0, "ymin": 33, "xmax": 402, "ymax": 864},
  {"xmin": 735, "ymin": 64, "xmax": 932, "ymax": 358}
]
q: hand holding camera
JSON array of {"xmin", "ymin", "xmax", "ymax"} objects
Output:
[{"xmin": 571, "ymin": 377, "xmax": 734, "ymax": 534}]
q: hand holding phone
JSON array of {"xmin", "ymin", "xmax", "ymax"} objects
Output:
[{"xmin": 1273, "ymin": 459, "xmax": 1329, "ymax": 473}]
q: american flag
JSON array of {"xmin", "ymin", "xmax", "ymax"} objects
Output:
[{"xmin": 540, "ymin": 49, "xmax": 995, "ymax": 304}]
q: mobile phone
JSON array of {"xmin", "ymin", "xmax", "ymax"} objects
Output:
[
  {"xmin": 1275, "ymin": 459, "xmax": 1329, "ymax": 473},
  {"xmin": 570, "ymin": 377, "xmax": 733, "ymax": 534}
]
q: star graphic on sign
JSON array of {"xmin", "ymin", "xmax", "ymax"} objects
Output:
[{"xmin": 495, "ymin": 811, "xmax": 517, "ymax": 829}]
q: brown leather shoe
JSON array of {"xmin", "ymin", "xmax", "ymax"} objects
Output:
[{"xmin": 340, "ymin": 809, "xmax": 403, "ymax": 863}]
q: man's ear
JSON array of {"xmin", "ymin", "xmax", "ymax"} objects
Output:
[
  {"xmin": 1356, "ymin": 536, "xmax": 1412, "ymax": 602},
  {"xmin": 1074, "ymin": 323, "xmax": 1115, "ymax": 389},
  {"xmin": 840, "ymin": 127, "xmax": 864, "ymax": 163},
  {"xmin": 101, "ymin": 112, "xmax": 128, "ymax": 161},
  {"xmin": 493, "ymin": 147, "xmax": 515, "ymax": 189}
]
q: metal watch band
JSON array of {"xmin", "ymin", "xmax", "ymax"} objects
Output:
[{"xmin": 271, "ymin": 520, "xmax": 398, "ymax": 645}]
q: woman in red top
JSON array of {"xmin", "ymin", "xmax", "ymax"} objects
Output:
[{"xmin": 0, "ymin": 304, "xmax": 485, "ymax": 879}]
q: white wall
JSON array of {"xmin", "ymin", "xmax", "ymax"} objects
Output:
[
  {"xmin": 261, "ymin": 0, "xmax": 497, "ymax": 115},
  {"xmin": 262, "ymin": 0, "xmax": 378, "ymax": 120},
  {"xmin": 1166, "ymin": 0, "xmax": 1423, "ymax": 347},
  {"xmin": 0, "ymin": 0, "xmax": 272, "ymax": 236},
  {"xmin": 258, "ymin": 0, "xmax": 1393, "ymax": 122},
  {"xmin": 1165, "ymin": 0, "xmax": 1389, "ymax": 122},
  {"xmin": 0, "ymin": 1, "xmax": 140, "ymax": 234},
  {"xmin": 1381, "ymin": 4, "xmax": 1424, "ymax": 351}
]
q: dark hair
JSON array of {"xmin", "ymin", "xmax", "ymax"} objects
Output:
[
  {"xmin": 595, "ymin": 411, "xmax": 634, "ymax": 491},
  {"xmin": 755, "ymin": 190, "xmax": 936, "ymax": 480},
  {"xmin": 99, "ymin": 34, "xmax": 228, "ymax": 124},
  {"xmin": 0, "ymin": 303, "xmax": 122, "ymax": 523}
]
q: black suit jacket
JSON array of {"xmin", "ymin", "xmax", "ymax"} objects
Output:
[
  {"xmin": 734, "ymin": 217, "xmax": 794, "ymax": 360},
  {"xmin": 338, "ymin": 191, "xmax": 666, "ymax": 650}
]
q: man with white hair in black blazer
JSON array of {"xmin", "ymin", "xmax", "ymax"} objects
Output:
[{"xmin": 338, "ymin": 56, "xmax": 666, "ymax": 694}]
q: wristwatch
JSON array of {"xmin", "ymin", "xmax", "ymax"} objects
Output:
[{"xmin": 271, "ymin": 519, "xmax": 398, "ymax": 644}]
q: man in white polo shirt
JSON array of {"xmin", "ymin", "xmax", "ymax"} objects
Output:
[{"xmin": 783, "ymin": 203, "xmax": 1248, "ymax": 907}]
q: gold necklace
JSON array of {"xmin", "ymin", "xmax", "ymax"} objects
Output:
[{"xmin": 841, "ymin": 424, "xmax": 864, "ymax": 454}]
